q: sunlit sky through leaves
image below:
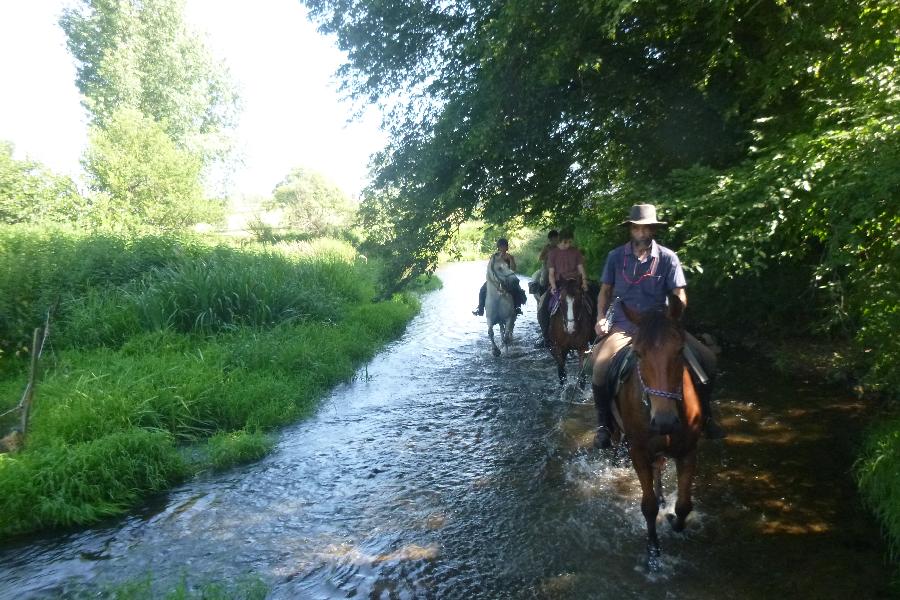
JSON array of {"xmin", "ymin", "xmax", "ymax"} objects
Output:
[{"xmin": 0, "ymin": 0, "xmax": 387, "ymax": 199}]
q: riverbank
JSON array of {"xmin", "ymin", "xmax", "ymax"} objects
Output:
[
  {"xmin": 749, "ymin": 336, "xmax": 900, "ymax": 580},
  {"xmin": 0, "ymin": 226, "xmax": 432, "ymax": 538}
]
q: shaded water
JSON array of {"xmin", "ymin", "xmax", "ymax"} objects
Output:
[{"xmin": 0, "ymin": 262, "xmax": 893, "ymax": 599}]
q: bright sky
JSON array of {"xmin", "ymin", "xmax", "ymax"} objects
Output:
[{"xmin": 0, "ymin": 0, "xmax": 386, "ymax": 199}]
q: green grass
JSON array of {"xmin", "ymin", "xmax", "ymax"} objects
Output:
[
  {"xmin": 205, "ymin": 429, "xmax": 274, "ymax": 471},
  {"xmin": 0, "ymin": 225, "xmax": 423, "ymax": 537},
  {"xmin": 856, "ymin": 411, "xmax": 900, "ymax": 565},
  {"xmin": 0, "ymin": 430, "xmax": 186, "ymax": 536}
]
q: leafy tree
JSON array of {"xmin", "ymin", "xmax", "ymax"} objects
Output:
[
  {"xmin": 269, "ymin": 168, "xmax": 357, "ymax": 236},
  {"xmin": 82, "ymin": 107, "xmax": 220, "ymax": 231},
  {"xmin": 60, "ymin": 0, "xmax": 239, "ymax": 164},
  {"xmin": 0, "ymin": 141, "xmax": 84, "ymax": 225},
  {"xmin": 304, "ymin": 0, "xmax": 898, "ymax": 282}
]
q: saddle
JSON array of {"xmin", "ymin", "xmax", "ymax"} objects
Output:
[
  {"xmin": 604, "ymin": 343, "xmax": 710, "ymax": 400},
  {"xmin": 605, "ymin": 343, "xmax": 636, "ymax": 400}
]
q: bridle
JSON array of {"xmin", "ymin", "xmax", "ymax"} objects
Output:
[{"xmin": 637, "ymin": 362, "xmax": 683, "ymax": 404}]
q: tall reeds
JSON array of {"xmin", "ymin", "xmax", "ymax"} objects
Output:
[{"xmin": 0, "ymin": 225, "xmax": 420, "ymax": 536}]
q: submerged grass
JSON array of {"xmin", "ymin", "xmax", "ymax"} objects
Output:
[
  {"xmin": 100, "ymin": 572, "xmax": 268, "ymax": 600},
  {"xmin": 0, "ymin": 225, "xmax": 425, "ymax": 537}
]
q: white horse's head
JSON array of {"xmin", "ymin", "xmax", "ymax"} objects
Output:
[{"xmin": 487, "ymin": 254, "xmax": 517, "ymax": 289}]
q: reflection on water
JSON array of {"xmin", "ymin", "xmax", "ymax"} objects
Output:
[{"xmin": 0, "ymin": 262, "xmax": 893, "ymax": 599}]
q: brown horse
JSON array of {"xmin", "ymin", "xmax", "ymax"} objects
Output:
[
  {"xmin": 548, "ymin": 278, "xmax": 595, "ymax": 386},
  {"xmin": 612, "ymin": 296, "xmax": 703, "ymax": 568}
]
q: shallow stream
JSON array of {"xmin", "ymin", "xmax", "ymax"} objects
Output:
[{"xmin": 0, "ymin": 262, "xmax": 893, "ymax": 599}]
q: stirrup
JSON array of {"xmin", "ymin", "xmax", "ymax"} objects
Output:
[{"xmin": 472, "ymin": 307, "xmax": 484, "ymax": 316}]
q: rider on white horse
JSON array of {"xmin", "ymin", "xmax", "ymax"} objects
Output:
[{"xmin": 473, "ymin": 238, "xmax": 527, "ymax": 316}]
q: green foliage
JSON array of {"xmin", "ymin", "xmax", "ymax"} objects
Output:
[
  {"xmin": 60, "ymin": 0, "xmax": 238, "ymax": 162},
  {"xmin": 405, "ymin": 273, "xmax": 443, "ymax": 294},
  {"xmin": 0, "ymin": 142, "xmax": 85, "ymax": 225},
  {"xmin": 441, "ymin": 220, "xmax": 548, "ymax": 275},
  {"xmin": 83, "ymin": 107, "xmax": 220, "ymax": 231},
  {"xmin": 0, "ymin": 225, "xmax": 205, "ymax": 358},
  {"xmin": 441, "ymin": 221, "xmax": 488, "ymax": 263},
  {"xmin": 311, "ymin": 0, "xmax": 900, "ymax": 271},
  {"xmin": 857, "ymin": 412, "xmax": 900, "ymax": 561},
  {"xmin": 269, "ymin": 167, "xmax": 358, "ymax": 236}
]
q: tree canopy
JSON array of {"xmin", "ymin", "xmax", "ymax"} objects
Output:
[
  {"xmin": 60, "ymin": 0, "xmax": 239, "ymax": 163},
  {"xmin": 269, "ymin": 168, "xmax": 357, "ymax": 237},
  {"xmin": 303, "ymin": 0, "xmax": 898, "ymax": 275},
  {"xmin": 60, "ymin": 0, "xmax": 239, "ymax": 230},
  {"xmin": 82, "ymin": 107, "xmax": 217, "ymax": 232},
  {"xmin": 0, "ymin": 142, "xmax": 84, "ymax": 225}
]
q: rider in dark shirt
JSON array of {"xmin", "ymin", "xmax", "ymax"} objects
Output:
[{"xmin": 590, "ymin": 204, "xmax": 726, "ymax": 448}]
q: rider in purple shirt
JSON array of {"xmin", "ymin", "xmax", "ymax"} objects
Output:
[{"xmin": 590, "ymin": 204, "xmax": 726, "ymax": 449}]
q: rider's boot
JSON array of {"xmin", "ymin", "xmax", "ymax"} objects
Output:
[
  {"xmin": 534, "ymin": 295, "xmax": 549, "ymax": 348},
  {"xmin": 592, "ymin": 383, "xmax": 613, "ymax": 449},
  {"xmin": 473, "ymin": 285, "xmax": 487, "ymax": 316},
  {"xmin": 698, "ymin": 380, "xmax": 726, "ymax": 439},
  {"xmin": 515, "ymin": 305, "xmax": 523, "ymax": 316}
]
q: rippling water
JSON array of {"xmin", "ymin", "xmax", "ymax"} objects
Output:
[{"xmin": 0, "ymin": 262, "xmax": 893, "ymax": 599}]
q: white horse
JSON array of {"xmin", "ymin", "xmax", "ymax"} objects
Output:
[{"xmin": 484, "ymin": 254, "xmax": 519, "ymax": 356}]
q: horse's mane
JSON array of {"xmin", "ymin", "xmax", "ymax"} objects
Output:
[{"xmin": 632, "ymin": 309, "xmax": 684, "ymax": 351}]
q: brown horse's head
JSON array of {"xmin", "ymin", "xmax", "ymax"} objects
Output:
[
  {"xmin": 622, "ymin": 295, "xmax": 686, "ymax": 435},
  {"xmin": 555, "ymin": 278, "xmax": 590, "ymax": 335}
]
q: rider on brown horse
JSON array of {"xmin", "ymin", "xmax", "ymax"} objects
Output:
[
  {"xmin": 535, "ymin": 229, "xmax": 589, "ymax": 347},
  {"xmin": 590, "ymin": 204, "xmax": 726, "ymax": 448}
]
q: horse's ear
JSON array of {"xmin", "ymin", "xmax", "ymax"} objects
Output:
[
  {"xmin": 668, "ymin": 294, "xmax": 684, "ymax": 321},
  {"xmin": 622, "ymin": 302, "xmax": 642, "ymax": 325}
]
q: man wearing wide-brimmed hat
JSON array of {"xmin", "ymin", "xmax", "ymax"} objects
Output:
[{"xmin": 589, "ymin": 204, "xmax": 726, "ymax": 448}]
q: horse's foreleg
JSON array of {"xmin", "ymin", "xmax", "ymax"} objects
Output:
[
  {"xmin": 667, "ymin": 450, "xmax": 697, "ymax": 533},
  {"xmin": 577, "ymin": 353, "xmax": 587, "ymax": 390},
  {"xmin": 553, "ymin": 348, "xmax": 566, "ymax": 384},
  {"xmin": 630, "ymin": 448, "xmax": 661, "ymax": 564},
  {"xmin": 488, "ymin": 324, "xmax": 501, "ymax": 357},
  {"xmin": 654, "ymin": 457, "xmax": 666, "ymax": 509},
  {"xmin": 504, "ymin": 316, "xmax": 515, "ymax": 346}
]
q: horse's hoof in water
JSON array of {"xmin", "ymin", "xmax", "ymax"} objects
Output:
[
  {"xmin": 666, "ymin": 513, "xmax": 685, "ymax": 532},
  {"xmin": 492, "ymin": 347, "xmax": 502, "ymax": 357},
  {"xmin": 645, "ymin": 542, "xmax": 662, "ymax": 572},
  {"xmin": 592, "ymin": 427, "xmax": 612, "ymax": 450}
]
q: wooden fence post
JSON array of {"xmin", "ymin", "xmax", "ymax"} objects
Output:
[{"xmin": 19, "ymin": 327, "xmax": 43, "ymax": 437}]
